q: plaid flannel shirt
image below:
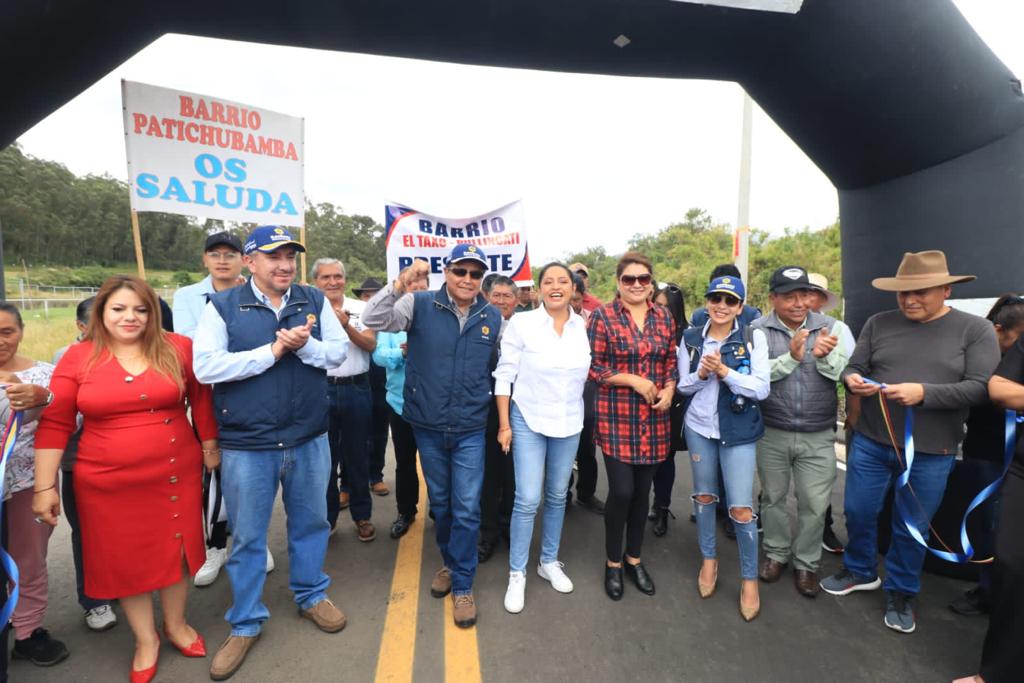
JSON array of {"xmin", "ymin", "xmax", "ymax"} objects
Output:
[{"xmin": 587, "ymin": 299, "xmax": 678, "ymax": 464}]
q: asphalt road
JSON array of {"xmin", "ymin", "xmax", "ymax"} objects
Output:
[{"xmin": 13, "ymin": 444, "xmax": 986, "ymax": 682}]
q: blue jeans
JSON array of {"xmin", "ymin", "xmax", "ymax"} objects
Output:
[
  {"xmin": 508, "ymin": 404, "xmax": 581, "ymax": 573},
  {"xmin": 413, "ymin": 427, "xmax": 486, "ymax": 596},
  {"xmin": 326, "ymin": 382, "xmax": 372, "ymax": 525},
  {"xmin": 685, "ymin": 426, "xmax": 759, "ymax": 580},
  {"xmin": 843, "ymin": 433, "xmax": 955, "ymax": 595},
  {"xmin": 220, "ymin": 435, "xmax": 332, "ymax": 636}
]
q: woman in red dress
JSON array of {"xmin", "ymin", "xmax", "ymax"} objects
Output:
[{"xmin": 33, "ymin": 276, "xmax": 219, "ymax": 683}]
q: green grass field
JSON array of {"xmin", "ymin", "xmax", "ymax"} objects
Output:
[{"xmin": 6, "ymin": 264, "xmax": 206, "ymax": 362}]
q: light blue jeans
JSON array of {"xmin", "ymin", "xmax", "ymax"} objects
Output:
[
  {"xmin": 220, "ymin": 434, "xmax": 332, "ymax": 636},
  {"xmin": 685, "ymin": 426, "xmax": 760, "ymax": 580},
  {"xmin": 508, "ymin": 404, "xmax": 581, "ymax": 573}
]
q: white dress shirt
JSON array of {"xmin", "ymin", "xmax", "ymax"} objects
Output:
[
  {"xmin": 493, "ymin": 306, "xmax": 591, "ymax": 438},
  {"xmin": 193, "ymin": 279, "xmax": 348, "ymax": 385},
  {"xmin": 328, "ymin": 297, "xmax": 371, "ymax": 378}
]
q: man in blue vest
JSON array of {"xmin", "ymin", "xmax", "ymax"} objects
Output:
[
  {"xmin": 363, "ymin": 244, "xmax": 503, "ymax": 629},
  {"xmin": 194, "ymin": 225, "xmax": 349, "ymax": 680}
]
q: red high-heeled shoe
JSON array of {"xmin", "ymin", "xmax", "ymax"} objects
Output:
[
  {"xmin": 164, "ymin": 629, "xmax": 206, "ymax": 658},
  {"xmin": 130, "ymin": 637, "xmax": 160, "ymax": 683}
]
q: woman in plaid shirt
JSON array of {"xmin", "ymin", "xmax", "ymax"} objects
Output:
[{"xmin": 587, "ymin": 252, "xmax": 677, "ymax": 600}]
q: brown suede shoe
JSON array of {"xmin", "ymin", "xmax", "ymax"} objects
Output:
[
  {"xmin": 371, "ymin": 482, "xmax": 390, "ymax": 496},
  {"xmin": 758, "ymin": 558, "xmax": 787, "ymax": 583},
  {"xmin": 452, "ymin": 593, "xmax": 477, "ymax": 628},
  {"xmin": 355, "ymin": 520, "xmax": 376, "ymax": 542},
  {"xmin": 210, "ymin": 634, "xmax": 259, "ymax": 681},
  {"xmin": 300, "ymin": 599, "xmax": 347, "ymax": 633},
  {"xmin": 339, "ymin": 491, "xmax": 350, "ymax": 510},
  {"xmin": 794, "ymin": 569, "xmax": 820, "ymax": 598},
  {"xmin": 430, "ymin": 567, "xmax": 452, "ymax": 598}
]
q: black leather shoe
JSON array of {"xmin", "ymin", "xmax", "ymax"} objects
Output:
[
  {"xmin": 605, "ymin": 565, "xmax": 624, "ymax": 601},
  {"xmin": 389, "ymin": 514, "xmax": 415, "ymax": 539},
  {"xmin": 477, "ymin": 538, "xmax": 497, "ymax": 563},
  {"xmin": 624, "ymin": 560, "xmax": 656, "ymax": 595},
  {"xmin": 652, "ymin": 507, "xmax": 675, "ymax": 538}
]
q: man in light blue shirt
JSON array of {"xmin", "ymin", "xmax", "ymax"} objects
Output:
[
  {"xmin": 172, "ymin": 231, "xmax": 245, "ymax": 339},
  {"xmin": 172, "ymin": 230, "xmax": 252, "ymax": 589},
  {"xmin": 193, "ymin": 225, "xmax": 349, "ymax": 681}
]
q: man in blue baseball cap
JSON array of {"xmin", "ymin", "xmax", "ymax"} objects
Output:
[
  {"xmin": 193, "ymin": 225, "xmax": 349, "ymax": 680},
  {"xmin": 363, "ymin": 243, "xmax": 503, "ymax": 629}
]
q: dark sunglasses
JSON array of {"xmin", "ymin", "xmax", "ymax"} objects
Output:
[
  {"xmin": 449, "ymin": 266, "xmax": 484, "ymax": 280},
  {"xmin": 707, "ymin": 293, "xmax": 741, "ymax": 307},
  {"xmin": 620, "ymin": 274, "xmax": 653, "ymax": 286}
]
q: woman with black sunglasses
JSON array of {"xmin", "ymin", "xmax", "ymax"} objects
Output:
[
  {"xmin": 648, "ymin": 284, "xmax": 688, "ymax": 536},
  {"xmin": 678, "ymin": 276, "xmax": 769, "ymax": 621},
  {"xmin": 587, "ymin": 252, "xmax": 677, "ymax": 600}
]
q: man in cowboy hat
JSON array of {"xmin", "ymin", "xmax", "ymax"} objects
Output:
[{"xmin": 820, "ymin": 250, "xmax": 1000, "ymax": 635}]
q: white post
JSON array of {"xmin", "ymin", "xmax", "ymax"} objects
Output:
[{"xmin": 735, "ymin": 90, "xmax": 753, "ymax": 285}]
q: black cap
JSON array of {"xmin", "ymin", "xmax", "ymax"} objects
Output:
[
  {"xmin": 352, "ymin": 277, "xmax": 384, "ymax": 296},
  {"xmin": 769, "ymin": 266, "xmax": 813, "ymax": 293},
  {"xmin": 205, "ymin": 231, "xmax": 243, "ymax": 253}
]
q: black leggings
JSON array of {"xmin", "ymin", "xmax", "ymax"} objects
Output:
[
  {"xmin": 388, "ymin": 406, "xmax": 420, "ymax": 518},
  {"xmin": 603, "ymin": 456, "xmax": 657, "ymax": 562}
]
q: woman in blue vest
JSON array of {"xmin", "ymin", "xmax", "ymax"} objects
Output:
[{"xmin": 678, "ymin": 276, "xmax": 769, "ymax": 621}]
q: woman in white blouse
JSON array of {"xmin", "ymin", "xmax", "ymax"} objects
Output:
[{"xmin": 494, "ymin": 262, "xmax": 592, "ymax": 614}]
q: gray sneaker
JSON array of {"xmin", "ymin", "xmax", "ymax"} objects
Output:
[
  {"xmin": 884, "ymin": 591, "xmax": 916, "ymax": 633},
  {"xmin": 820, "ymin": 567, "xmax": 882, "ymax": 596}
]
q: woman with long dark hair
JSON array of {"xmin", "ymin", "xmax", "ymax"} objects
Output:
[
  {"xmin": 648, "ymin": 284, "xmax": 688, "ymax": 536},
  {"xmin": 587, "ymin": 252, "xmax": 677, "ymax": 600},
  {"xmin": 33, "ymin": 276, "xmax": 219, "ymax": 682},
  {"xmin": 953, "ymin": 294, "xmax": 1024, "ymax": 683}
]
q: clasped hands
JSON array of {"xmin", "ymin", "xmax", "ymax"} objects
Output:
[
  {"xmin": 271, "ymin": 319, "xmax": 314, "ymax": 359},
  {"xmin": 630, "ymin": 376, "xmax": 674, "ymax": 411},
  {"xmin": 788, "ymin": 328, "xmax": 839, "ymax": 361},
  {"xmin": 696, "ymin": 350, "xmax": 729, "ymax": 382}
]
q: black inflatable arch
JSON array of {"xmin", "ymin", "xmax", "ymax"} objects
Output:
[{"xmin": 4, "ymin": 0, "xmax": 1023, "ymax": 330}]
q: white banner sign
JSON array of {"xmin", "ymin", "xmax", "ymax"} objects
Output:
[
  {"xmin": 385, "ymin": 201, "xmax": 532, "ymax": 290},
  {"xmin": 671, "ymin": 0, "xmax": 803, "ymax": 13},
  {"xmin": 121, "ymin": 80, "xmax": 304, "ymax": 226}
]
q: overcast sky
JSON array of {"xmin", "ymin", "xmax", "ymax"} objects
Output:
[{"xmin": 13, "ymin": 1, "xmax": 1023, "ymax": 263}]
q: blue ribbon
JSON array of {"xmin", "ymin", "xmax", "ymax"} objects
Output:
[
  {"xmin": 892, "ymin": 404, "xmax": 1015, "ymax": 563},
  {"xmin": 0, "ymin": 410, "xmax": 22, "ymax": 626}
]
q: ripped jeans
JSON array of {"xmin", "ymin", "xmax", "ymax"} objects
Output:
[{"xmin": 684, "ymin": 426, "xmax": 759, "ymax": 580}]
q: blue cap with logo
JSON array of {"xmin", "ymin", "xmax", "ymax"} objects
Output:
[
  {"xmin": 448, "ymin": 243, "xmax": 489, "ymax": 270},
  {"xmin": 705, "ymin": 275, "xmax": 746, "ymax": 301},
  {"xmin": 244, "ymin": 225, "xmax": 306, "ymax": 255}
]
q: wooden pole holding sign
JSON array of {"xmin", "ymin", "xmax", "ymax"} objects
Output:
[
  {"xmin": 130, "ymin": 209, "xmax": 146, "ymax": 279},
  {"xmin": 300, "ymin": 223, "xmax": 307, "ymax": 284}
]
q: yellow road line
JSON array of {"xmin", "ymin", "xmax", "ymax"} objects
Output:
[
  {"xmin": 443, "ymin": 590, "xmax": 481, "ymax": 683},
  {"xmin": 374, "ymin": 459, "xmax": 428, "ymax": 683}
]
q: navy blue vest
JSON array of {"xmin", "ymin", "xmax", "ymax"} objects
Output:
[
  {"xmin": 209, "ymin": 283, "xmax": 329, "ymax": 450},
  {"xmin": 402, "ymin": 286, "xmax": 502, "ymax": 433},
  {"xmin": 682, "ymin": 325, "xmax": 765, "ymax": 447}
]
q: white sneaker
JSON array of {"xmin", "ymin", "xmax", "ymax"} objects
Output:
[
  {"xmin": 504, "ymin": 571, "xmax": 526, "ymax": 613},
  {"xmin": 266, "ymin": 547, "xmax": 275, "ymax": 573},
  {"xmin": 194, "ymin": 547, "xmax": 228, "ymax": 587},
  {"xmin": 537, "ymin": 561, "xmax": 574, "ymax": 593},
  {"xmin": 84, "ymin": 604, "xmax": 117, "ymax": 631}
]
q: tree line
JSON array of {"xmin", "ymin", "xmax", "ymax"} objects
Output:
[
  {"xmin": 0, "ymin": 144, "xmax": 388, "ymax": 287},
  {"xmin": 562, "ymin": 208, "xmax": 843, "ymax": 318}
]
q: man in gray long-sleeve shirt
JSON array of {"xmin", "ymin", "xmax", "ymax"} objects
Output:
[{"xmin": 820, "ymin": 250, "xmax": 1000, "ymax": 636}]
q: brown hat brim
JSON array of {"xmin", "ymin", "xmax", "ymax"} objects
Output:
[{"xmin": 871, "ymin": 274, "xmax": 975, "ymax": 292}]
